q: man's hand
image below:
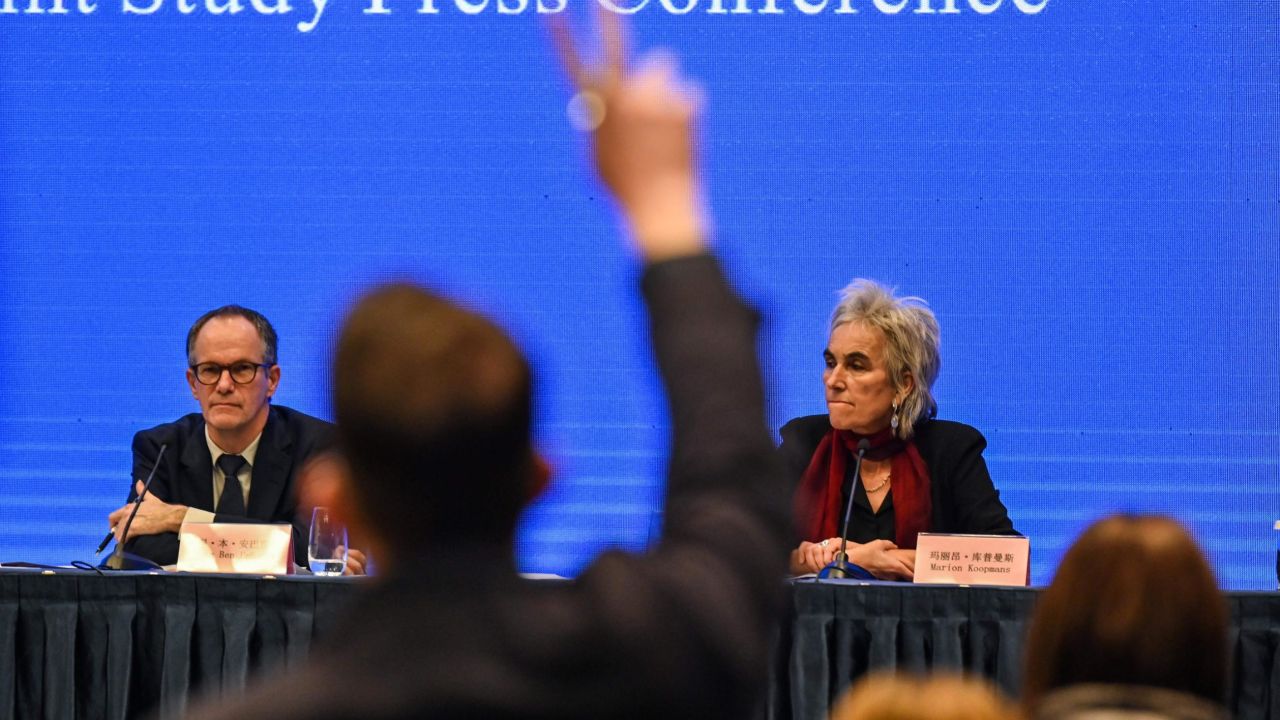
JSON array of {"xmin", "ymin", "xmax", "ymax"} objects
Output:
[
  {"xmin": 342, "ymin": 547, "xmax": 368, "ymax": 576},
  {"xmin": 107, "ymin": 480, "xmax": 188, "ymax": 543},
  {"xmin": 551, "ymin": 11, "xmax": 707, "ymax": 262}
]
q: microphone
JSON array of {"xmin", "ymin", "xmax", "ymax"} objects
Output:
[
  {"xmin": 826, "ymin": 438, "xmax": 870, "ymax": 580},
  {"xmin": 96, "ymin": 443, "xmax": 168, "ymax": 565}
]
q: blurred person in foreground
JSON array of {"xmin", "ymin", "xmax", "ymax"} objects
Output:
[
  {"xmin": 1022, "ymin": 515, "xmax": 1229, "ymax": 720},
  {"xmin": 181, "ymin": 13, "xmax": 790, "ymax": 720},
  {"xmin": 831, "ymin": 672, "xmax": 1021, "ymax": 720},
  {"xmin": 782, "ymin": 281, "xmax": 1016, "ymax": 579}
]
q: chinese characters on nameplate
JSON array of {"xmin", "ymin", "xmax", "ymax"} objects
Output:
[
  {"xmin": 176, "ymin": 522, "xmax": 294, "ymax": 575},
  {"xmin": 913, "ymin": 533, "xmax": 1030, "ymax": 587}
]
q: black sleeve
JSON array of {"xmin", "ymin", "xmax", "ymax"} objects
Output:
[
  {"xmin": 643, "ymin": 256, "xmax": 782, "ymax": 510},
  {"xmin": 777, "ymin": 421, "xmax": 814, "ymax": 493},
  {"xmin": 941, "ymin": 428, "xmax": 1017, "ymax": 536},
  {"xmin": 122, "ymin": 429, "xmax": 181, "ymax": 566},
  {"xmin": 777, "ymin": 417, "xmax": 828, "ymax": 544},
  {"xmin": 643, "ymin": 254, "xmax": 792, "ymax": 565},
  {"xmin": 568, "ymin": 254, "xmax": 791, "ymax": 716}
]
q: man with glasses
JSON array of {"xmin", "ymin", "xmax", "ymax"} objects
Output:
[{"xmin": 106, "ymin": 305, "xmax": 340, "ymax": 569}]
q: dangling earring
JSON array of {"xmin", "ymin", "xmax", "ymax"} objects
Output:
[{"xmin": 890, "ymin": 398, "xmax": 900, "ymax": 433}]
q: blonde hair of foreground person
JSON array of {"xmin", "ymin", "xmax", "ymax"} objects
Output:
[{"xmin": 831, "ymin": 672, "xmax": 1023, "ymax": 720}]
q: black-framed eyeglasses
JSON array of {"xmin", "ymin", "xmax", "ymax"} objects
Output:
[{"xmin": 190, "ymin": 362, "xmax": 272, "ymax": 386}]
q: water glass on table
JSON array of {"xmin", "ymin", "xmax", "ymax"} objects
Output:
[{"xmin": 309, "ymin": 507, "xmax": 348, "ymax": 576}]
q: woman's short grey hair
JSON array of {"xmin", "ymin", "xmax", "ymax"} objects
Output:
[{"xmin": 830, "ymin": 279, "xmax": 941, "ymax": 439}]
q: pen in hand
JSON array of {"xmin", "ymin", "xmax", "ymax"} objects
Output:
[
  {"xmin": 96, "ymin": 443, "xmax": 169, "ymax": 555},
  {"xmin": 96, "ymin": 478, "xmax": 151, "ymax": 554}
]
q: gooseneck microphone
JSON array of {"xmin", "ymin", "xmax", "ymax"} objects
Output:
[
  {"xmin": 96, "ymin": 443, "xmax": 168, "ymax": 566},
  {"xmin": 827, "ymin": 438, "xmax": 870, "ymax": 580}
]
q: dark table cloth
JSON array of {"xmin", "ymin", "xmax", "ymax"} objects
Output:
[
  {"xmin": 771, "ymin": 579, "xmax": 1279, "ymax": 720},
  {"xmin": 1, "ymin": 570, "xmax": 1276, "ymax": 720},
  {"xmin": 0, "ymin": 569, "xmax": 359, "ymax": 720}
]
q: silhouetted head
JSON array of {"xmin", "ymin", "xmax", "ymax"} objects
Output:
[
  {"xmin": 333, "ymin": 283, "xmax": 539, "ymax": 555},
  {"xmin": 1023, "ymin": 514, "xmax": 1228, "ymax": 711}
]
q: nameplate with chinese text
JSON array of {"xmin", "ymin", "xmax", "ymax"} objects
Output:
[
  {"xmin": 913, "ymin": 533, "xmax": 1029, "ymax": 587},
  {"xmin": 176, "ymin": 522, "xmax": 294, "ymax": 574}
]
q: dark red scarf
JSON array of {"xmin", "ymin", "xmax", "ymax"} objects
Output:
[{"xmin": 794, "ymin": 427, "xmax": 932, "ymax": 549}]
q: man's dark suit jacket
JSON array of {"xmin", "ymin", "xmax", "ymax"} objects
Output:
[
  {"xmin": 779, "ymin": 414, "xmax": 1017, "ymax": 539},
  {"xmin": 181, "ymin": 256, "xmax": 792, "ymax": 720},
  {"xmin": 124, "ymin": 405, "xmax": 335, "ymax": 567}
]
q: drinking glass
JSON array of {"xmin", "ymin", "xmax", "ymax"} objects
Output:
[{"xmin": 309, "ymin": 507, "xmax": 348, "ymax": 576}]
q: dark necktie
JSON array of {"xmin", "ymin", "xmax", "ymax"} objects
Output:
[{"xmin": 216, "ymin": 454, "xmax": 248, "ymax": 517}]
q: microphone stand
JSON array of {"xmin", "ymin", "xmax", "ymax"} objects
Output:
[
  {"xmin": 100, "ymin": 444, "xmax": 168, "ymax": 571},
  {"xmin": 822, "ymin": 438, "xmax": 870, "ymax": 580}
]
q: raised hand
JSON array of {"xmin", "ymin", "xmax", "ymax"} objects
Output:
[{"xmin": 550, "ymin": 11, "xmax": 707, "ymax": 262}]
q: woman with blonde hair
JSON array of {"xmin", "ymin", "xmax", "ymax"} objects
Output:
[
  {"xmin": 831, "ymin": 672, "xmax": 1021, "ymax": 720},
  {"xmin": 782, "ymin": 280, "xmax": 1016, "ymax": 579}
]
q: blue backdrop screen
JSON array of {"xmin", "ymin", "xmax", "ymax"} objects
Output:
[{"xmin": 0, "ymin": 0, "xmax": 1276, "ymax": 587}]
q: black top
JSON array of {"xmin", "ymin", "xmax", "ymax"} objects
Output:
[
  {"xmin": 779, "ymin": 415, "xmax": 1017, "ymax": 542},
  {"xmin": 181, "ymin": 255, "xmax": 792, "ymax": 720},
  {"xmin": 844, "ymin": 469, "xmax": 895, "ymax": 543}
]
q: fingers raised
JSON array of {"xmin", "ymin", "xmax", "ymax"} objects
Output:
[
  {"xmin": 598, "ymin": 3, "xmax": 627, "ymax": 86},
  {"xmin": 549, "ymin": 8, "xmax": 631, "ymax": 96},
  {"xmin": 547, "ymin": 15, "xmax": 591, "ymax": 91}
]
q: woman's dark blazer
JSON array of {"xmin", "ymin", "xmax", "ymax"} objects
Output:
[{"xmin": 779, "ymin": 415, "xmax": 1017, "ymax": 539}]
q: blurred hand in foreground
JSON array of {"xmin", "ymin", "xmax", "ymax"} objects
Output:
[{"xmin": 551, "ymin": 11, "xmax": 707, "ymax": 262}]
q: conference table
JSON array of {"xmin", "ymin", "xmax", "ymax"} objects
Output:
[
  {"xmin": 777, "ymin": 580, "xmax": 1280, "ymax": 719},
  {"xmin": 1, "ymin": 568, "xmax": 1277, "ymax": 719}
]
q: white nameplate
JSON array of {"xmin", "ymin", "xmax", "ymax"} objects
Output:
[
  {"xmin": 176, "ymin": 522, "xmax": 294, "ymax": 575},
  {"xmin": 913, "ymin": 533, "xmax": 1029, "ymax": 587}
]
